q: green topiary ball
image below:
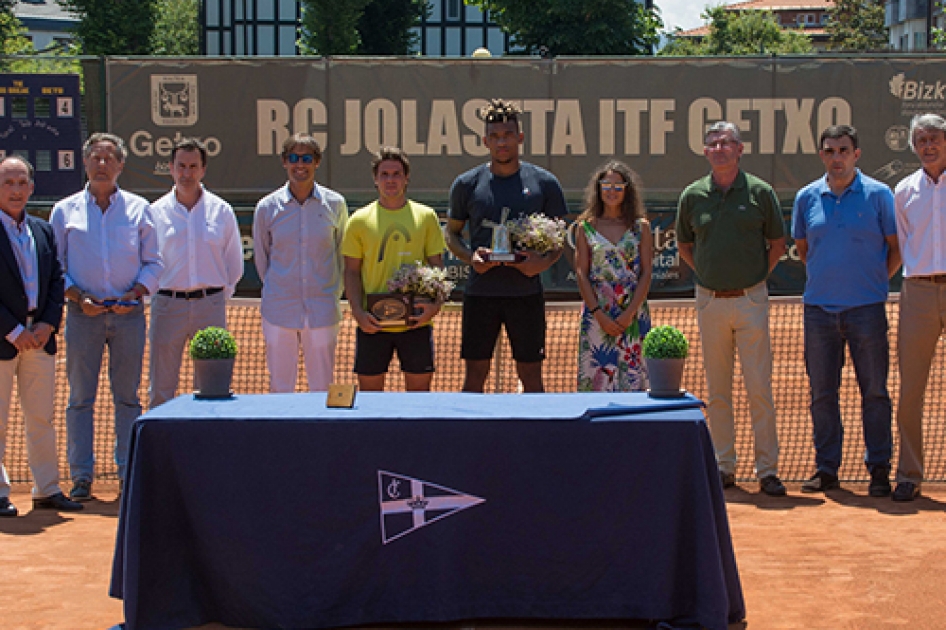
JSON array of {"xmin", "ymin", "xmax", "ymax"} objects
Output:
[
  {"xmin": 189, "ymin": 326, "xmax": 238, "ymax": 360},
  {"xmin": 642, "ymin": 325, "xmax": 689, "ymax": 359}
]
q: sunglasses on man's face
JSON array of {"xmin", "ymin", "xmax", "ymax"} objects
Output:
[{"xmin": 287, "ymin": 153, "xmax": 315, "ymax": 164}]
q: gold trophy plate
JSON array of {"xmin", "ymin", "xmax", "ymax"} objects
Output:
[{"xmin": 367, "ymin": 293, "xmax": 413, "ymax": 326}]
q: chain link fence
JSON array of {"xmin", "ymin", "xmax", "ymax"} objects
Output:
[{"xmin": 4, "ymin": 296, "xmax": 945, "ymax": 484}]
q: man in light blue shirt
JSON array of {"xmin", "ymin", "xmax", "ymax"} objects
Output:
[
  {"xmin": 253, "ymin": 133, "xmax": 347, "ymax": 392},
  {"xmin": 49, "ymin": 133, "xmax": 163, "ymax": 501},
  {"xmin": 792, "ymin": 125, "xmax": 900, "ymax": 497}
]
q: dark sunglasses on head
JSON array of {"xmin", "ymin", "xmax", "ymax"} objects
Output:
[{"xmin": 287, "ymin": 153, "xmax": 315, "ymax": 164}]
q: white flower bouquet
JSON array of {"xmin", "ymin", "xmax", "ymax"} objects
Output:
[
  {"xmin": 507, "ymin": 213, "xmax": 567, "ymax": 254},
  {"xmin": 387, "ymin": 262, "xmax": 456, "ymax": 302}
]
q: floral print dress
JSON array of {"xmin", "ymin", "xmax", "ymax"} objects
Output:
[{"xmin": 577, "ymin": 219, "xmax": 651, "ymax": 392}]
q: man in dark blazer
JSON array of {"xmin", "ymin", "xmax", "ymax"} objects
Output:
[{"xmin": 0, "ymin": 156, "xmax": 82, "ymax": 517}]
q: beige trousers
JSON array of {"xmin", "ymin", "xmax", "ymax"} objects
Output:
[
  {"xmin": 895, "ymin": 278, "xmax": 946, "ymax": 484},
  {"xmin": 696, "ymin": 282, "xmax": 779, "ymax": 479},
  {"xmin": 0, "ymin": 349, "xmax": 61, "ymax": 498}
]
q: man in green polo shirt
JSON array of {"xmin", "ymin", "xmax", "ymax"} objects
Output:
[{"xmin": 676, "ymin": 121, "xmax": 787, "ymax": 497}]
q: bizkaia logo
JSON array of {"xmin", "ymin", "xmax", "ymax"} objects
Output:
[
  {"xmin": 890, "ymin": 73, "xmax": 946, "ymax": 101},
  {"xmin": 151, "ymin": 75, "xmax": 199, "ymax": 126}
]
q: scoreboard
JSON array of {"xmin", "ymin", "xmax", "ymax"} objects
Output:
[{"xmin": 0, "ymin": 73, "xmax": 82, "ymax": 198}]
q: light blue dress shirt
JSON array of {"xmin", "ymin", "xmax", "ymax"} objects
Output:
[
  {"xmin": 1, "ymin": 212, "xmax": 38, "ymax": 343},
  {"xmin": 49, "ymin": 186, "xmax": 163, "ymax": 298},
  {"xmin": 253, "ymin": 182, "xmax": 348, "ymax": 329}
]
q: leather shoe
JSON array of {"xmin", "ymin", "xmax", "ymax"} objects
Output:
[
  {"xmin": 891, "ymin": 481, "xmax": 920, "ymax": 502},
  {"xmin": 69, "ymin": 480, "xmax": 92, "ymax": 502},
  {"xmin": 801, "ymin": 470, "xmax": 840, "ymax": 493},
  {"xmin": 759, "ymin": 475, "xmax": 787, "ymax": 497},
  {"xmin": 868, "ymin": 466, "xmax": 892, "ymax": 498},
  {"xmin": 0, "ymin": 496, "xmax": 17, "ymax": 517},
  {"xmin": 719, "ymin": 471, "xmax": 735, "ymax": 489},
  {"xmin": 32, "ymin": 492, "xmax": 84, "ymax": 512}
]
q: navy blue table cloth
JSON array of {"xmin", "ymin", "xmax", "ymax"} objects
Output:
[{"xmin": 110, "ymin": 392, "xmax": 744, "ymax": 630}]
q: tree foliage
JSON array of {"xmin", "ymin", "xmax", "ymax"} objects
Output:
[
  {"xmin": 1, "ymin": 11, "xmax": 81, "ymax": 74},
  {"xmin": 465, "ymin": 0, "xmax": 661, "ymax": 56},
  {"xmin": 300, "ymin": 0, "xmax": 428, "ymax": 55},
  {"xmin": 1, "ymin": 12, "xmax": 32, "ymax": 57},
  {"xmin": 57, "ymin": 0, "xmax": 156, "ymax": 55},
  {"xmin": 825, "ymin": 0, "xmax": 888, "ymax": 51},
  {"xmin": 151, "ymin": 0, "xmax": 199, "ymax": 56},
  {"xmin": 299, "ymin": 0, "xmax": 369, "ymax": 55},
  {"xmin": 1, "ymin": 0, "xmax": 21, "ymax": 51},
  {"xmin": 660, "ymin": 6, "xmax": 813, "ymax": 56},
  {"xmin": 357, "ymin": 0, "xmax": 428, "ymax": 55}
]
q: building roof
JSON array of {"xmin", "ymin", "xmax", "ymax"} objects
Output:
[
  {"xmin": 724, "ymin": 0, "xmax": 832, "ymax": 8},
  {"xmin": 672, "ymin": 0, "xmax": 833, "ymax": 37},
  {"xmin": 13, "ymin": 0, "xmax": 78, "ymax": 22},
  {"xmin": 676, "ymin": 25, "xmax": 711, "ymax": 37},
  {"xmin": 676, "ymin": 25, "xmax": 827, "ymax": 37}
]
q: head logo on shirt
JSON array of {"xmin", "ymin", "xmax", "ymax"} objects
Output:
[{"xmin": 378, "ymin": 224, "xmax": 412, "ymax": 263}]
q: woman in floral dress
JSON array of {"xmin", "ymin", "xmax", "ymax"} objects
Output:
[{"xmin": 576, "ymin": 161, "xmax": 653, "ymax": 391}]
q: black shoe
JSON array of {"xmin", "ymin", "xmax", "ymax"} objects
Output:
[
  {"xmin": 33, "ymin": 492, "xmax": 84, "ymax": 512},
  {"xmin": 759, "ymin": 475, "xmax": 787, "ymax": 496},
  {"xmin": 892, "ymin": 481, "xmax": 920, "ymax": 502},
  {"xmin": 719, "ymin": 471, "xmax": 735, "ymax": 489},
  {"xmin": 0, "ymin": 496, "xmax": 17, "ymax": 517},
  {"xmin": 69, "ymin": 480, "xmax": 93, "ymax": 502},
  {"xmin": 801, "ymin": 470, "xmax": 840, "ymax": 493},
  {"xmin": 868, "ymin": 467, "xmax": 892, "ymax": 497}
]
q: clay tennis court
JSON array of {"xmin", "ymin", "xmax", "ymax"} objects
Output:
[
  {"xmin": 4, "ymin": 483, "xmax": 945, "ymax": 629},
  {"xmin": 3, "ymin": 298, "xmax": 946, "ymax": 629}
]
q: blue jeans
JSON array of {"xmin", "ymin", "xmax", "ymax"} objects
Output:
[
  {"xmin": 803, "ymin": 303, "xmax": 892, "ymax": 475},
  {"xmin": 65, "ymin": 302, "xmax": 146, "ymax": 482}
]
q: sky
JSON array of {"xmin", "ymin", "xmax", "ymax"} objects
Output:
[{"xmin": 656, "ymin": 0, "xmax": 708, "ymax": 33}]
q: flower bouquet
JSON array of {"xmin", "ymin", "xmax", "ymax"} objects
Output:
[
  {"xmin": 387, "ymin": 262, "xmax": 456, "ymax": 302},
  {"xmin": 506, "ymin": 213, "xmax": 567, "ymax": 255}
]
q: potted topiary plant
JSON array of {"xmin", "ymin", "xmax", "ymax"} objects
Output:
[
  {"xmin": 189, "ymin": 326, "xmax": 238, "ymax": 399},
  {"xmin": 642, "ymin": 325, "xmax": 689, "ymax": 398}
]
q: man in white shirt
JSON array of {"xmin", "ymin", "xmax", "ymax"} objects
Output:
[
  {"xmin": 149, "ymin": 138, "xmax": 243, "ymax": 407},
  {"xmin": 252, "ymin": 133, "xmax": 348, "ymax": 392},
  {"xmin": 49, "ymin": 133, "xmax": 163, "ymax": 501},
  {"xmin": 0, "ymin": 156, "xmax": 82, "ymax": 516},
  {"xmin": 891, "ymin": 113, "xmax": 946, "ymax": 501}
]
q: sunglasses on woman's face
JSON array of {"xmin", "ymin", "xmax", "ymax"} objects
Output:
[
  {"xmin": 599, "ymin": 182, "xmax": 626, "ymax": 192},
  {"xmin": 287, "ymin": 153, "xmax": 315, "ymax": 164}
]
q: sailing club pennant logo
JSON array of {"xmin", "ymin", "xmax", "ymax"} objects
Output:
[{"xmin": 378, "ymin": 470, "xmax": 485, "ymax": 544}]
